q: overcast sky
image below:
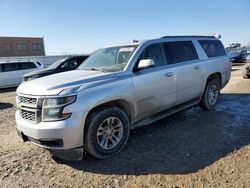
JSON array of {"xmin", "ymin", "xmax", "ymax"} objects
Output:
[{"xmin": 0, "ymin": 0, "xmax": 249, "ymax": 55}]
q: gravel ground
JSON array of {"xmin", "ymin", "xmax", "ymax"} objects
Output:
[{"xmin": 0, "ymin": 64, "xmax": 249, "ymax": 188}]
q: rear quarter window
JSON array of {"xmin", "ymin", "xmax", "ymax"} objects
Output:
[
  {"xmin": 21, "ymin": 62, "xmax": 37, "ymax": 69},
  {"xmin": 164, "ymin": 41, "xmax": 198, "ymax": 64},
  {"xmin": 199, "ymin": 40, "xmax": 226, "ymax": 58}
]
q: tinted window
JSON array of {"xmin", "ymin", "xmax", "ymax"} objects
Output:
[
  {"xmin": 74, "ymin": 57, "xmax": 88, "ymax": 67},
  {"xmin": 21, "ymin": 62, "xmax": 37, "ymax": 69},
  {"xmin": 1, "ymin": 63, "xmax": 22, "ymax": 72},
  {"xmin": 140, "ymin": 44, "xmax": 165, "ymax": 68},
  {"xmin": 164, "ymin": 41, "xmax": 198, "ymax": 64},
  {"xmin": 199, "ymin": 40, "xmax": 226, "ymax": 58},
  {"xmin": 60, "ymin": 59, "xmax": 79, "ymax": 70},
  {"xmin": 60, "ymin": 57, "xmax": 88, "ymax": 70}
]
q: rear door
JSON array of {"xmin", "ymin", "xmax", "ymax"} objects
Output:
[
  {"xmin": 132, "ymin": 43, "xmax": 176, "ymax": 120},
  {"xmin": 2, "ymin": 63, "xmax": 23, "ymax": 86},
  {"xmin": 0, "ymin": 65, "xmax": 7, "ymax": 87},
  {"xmin": 163, "ymin": 41, "xmax": 203, "ymax": 104},
  {"xmin": 21, "ymin": 62, "xmax": 38, "ymax": 75}
]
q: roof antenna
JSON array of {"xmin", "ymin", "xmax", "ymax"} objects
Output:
[{"xmin": 202, "ymin": 33, "xmax": 222, "ymax": 39}]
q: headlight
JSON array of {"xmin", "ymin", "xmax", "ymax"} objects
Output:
[
  {"xmin": 42, "ymin": 95, "xmax": 76, "ymax": 122},
  {"xmin": 22, "ymin": 77, "xmax": 28, "ymax": 82},
  {"xmin": 23, "ymin": 75, "xmax": 39, "ymax": 82}
]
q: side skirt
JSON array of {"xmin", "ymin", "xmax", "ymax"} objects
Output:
[{"xmin": 133, "ymin": 97, "xmax": 200, "ymax": 129}]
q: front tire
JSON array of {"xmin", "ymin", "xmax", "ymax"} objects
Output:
[
  {"xmin": 84, "ymin": 107, "xmax": 130, "ymax": 159},
  {"xmin": 200, "ymin": 79, "xmax": 220, "ymax": 110}
]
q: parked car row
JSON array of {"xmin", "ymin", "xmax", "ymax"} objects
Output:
[
  {"xmin": 15, "ymin": 35, "xmax": 231, "ymax": 160},
  {"xmin": 0, "ymin": 55, "xmax": 89, "ymax": 88},
  {"xmin": 0, "ymin": 61, "xmax": 43, "ymax": 88}
]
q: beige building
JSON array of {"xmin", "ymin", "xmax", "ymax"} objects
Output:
[{"xmin": 0, "ymin": 36, "xmax": 45, "ymax": 57}]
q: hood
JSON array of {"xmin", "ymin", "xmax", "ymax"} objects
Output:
[
  {"xmin": 17, "ymin": 70, "xmax": 116, "ymax": 95},
  {"xmin": 23, "ymin": 69, "xmax": 58, "ymax": 78}
]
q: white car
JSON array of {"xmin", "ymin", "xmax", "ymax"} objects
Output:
[{"xmin": 0, "ymin": 61, "xmax": 44, "ymax": 88}]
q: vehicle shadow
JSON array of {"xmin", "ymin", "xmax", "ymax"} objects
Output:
[
  {"xmin": 232, "ymin": 63, "xmax": 245, "ymax": 66},
  {"xmin": 231, "ymin": 68, "xmax": 241, "ymax": 72},
  {"xmin": 53, "ymin": 93, "xmax": 250, "ymax": 175},
  {"xmin": 0, "ymin": 87, "xmax": 17, "ymax": 93},
  {"xmin": 0, "ymin": 102, "xmax": 14, "ymax": 110}
]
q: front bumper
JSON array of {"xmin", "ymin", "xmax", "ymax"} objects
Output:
[{"xmin": 16, "ymin": 110, "xmax": 87, "ymax": 150}]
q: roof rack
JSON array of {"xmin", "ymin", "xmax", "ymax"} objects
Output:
[{"xmin": 161, "ymin": 35, "xmax": 216, "ymax": 39}]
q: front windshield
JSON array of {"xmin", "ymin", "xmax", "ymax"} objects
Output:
[
  {"xmin": 77, "ymin": 46, "xmax": 137, "ymax": 72},
  {"xmin": 47, "ymin": 58, "xmax": 67, "ymax": 69}
]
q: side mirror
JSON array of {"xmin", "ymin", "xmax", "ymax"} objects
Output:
[{"xmin": 138, "ymin": 59, "xmax": 155, "ymax": 69}]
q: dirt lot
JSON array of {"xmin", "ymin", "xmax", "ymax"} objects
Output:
[{"xmin": 0, "ymin": 64, "xmax": 249, "ymax": 188}]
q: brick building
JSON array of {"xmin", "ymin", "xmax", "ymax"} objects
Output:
[{"xmin": 0, "ymin": 36, "xmax": 45, "ymax": 57}]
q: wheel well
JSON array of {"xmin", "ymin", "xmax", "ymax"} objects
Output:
[
  {"xmin": 206, "ymin": 72, "xmax": 222, "ymax": 88},
  {"xmin": 85, "ymin": 100, "xmax": 132, "ymax": 124}
]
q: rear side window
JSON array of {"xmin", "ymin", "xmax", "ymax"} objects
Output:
[
  {"xmin": 199, "ymin": 40, "xmax": 226, "ymax": 58},
  {"xmin": 60, "ymin": 59, "xmax": 79, "ymax": 70},
  {"xmin": 1, "ymin": 63, "xmax": 22, "ymax": 72},
  {"xmin": 74, "ymin": 56, "xmax": 88, "ymax": 67},
  {"xmin": 164, "ymin": 41, "xmax": 198, "ymax": 64},
  {"xmin": 21, "ymin": 62, "xmax": 37, "ymax": 69}
]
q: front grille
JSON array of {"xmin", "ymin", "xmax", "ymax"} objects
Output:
[
  {"xmin": 17, "ymin": 94, "xmax": 42, "ymax": 123},
  {"xmin": 18, "ymin": 96, "xmax": 37, "ymax": 105},
  {"xmin": 20, "ymin": 109, "xmax": 36, "ymax": 122}
]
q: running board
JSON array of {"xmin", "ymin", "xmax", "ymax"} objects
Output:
[{"xmin": 133, "ymin": 97, "xmax": 200, "ymax": 129}]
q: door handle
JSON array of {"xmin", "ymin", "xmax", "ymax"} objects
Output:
[
  {"xmin": 165, "ymin": 72, "xmax": 173, "ymax": 77},
  {"xmin": 194, "ymin": 66, "xmax": 200, "ymax": 70}
]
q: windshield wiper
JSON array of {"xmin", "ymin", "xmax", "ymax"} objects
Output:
[
  {"xmin": 89, "ymin": 68, "xmax": 99, "ymax": 71},
  {"xmin": 79, "ymin": 68, "xmax": 102, "ymax": 72},
  {"xmin": 101, "ymin": 68, "xmax": 120, "ymax": 72}
]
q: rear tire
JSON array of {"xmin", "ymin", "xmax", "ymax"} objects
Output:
[
  {"xmin": 200, "ymin": 79, "xmax": 220, "ymax": 110},
  {"xmin": 243, "ymin": 60, "xmax": 250, "ymax": 79},
  {"xmin": 243, "ymin": 74, "xmax": 249, "ymax": 79},
  {"xmin": 84, "ymin": 107, "xmax": 130, "ymax": 159}
]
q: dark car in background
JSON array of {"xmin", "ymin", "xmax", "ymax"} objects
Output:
[
  {"xmin": 22, "ymin": 55, "xmax": 89, "ymax": 81},
  {"xmin": 228, "ymin": 49, "xmax": 248, "ymax": 63},
  {"xmin": 233, "ymin": 49, "xmax": 248, "ymax": 63}
]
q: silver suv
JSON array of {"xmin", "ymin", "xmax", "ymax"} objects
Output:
[{"xmin": 16, "ymin": 36, "xmax": 231, "ymax": 160}]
